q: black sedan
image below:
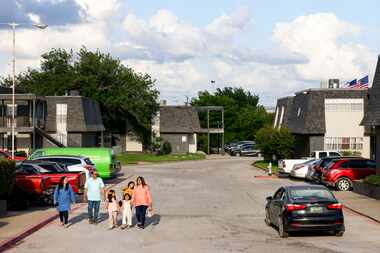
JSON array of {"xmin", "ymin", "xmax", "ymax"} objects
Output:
[{"xmin": 265, "ymin": 185, "xmax": 345, "ymax": 238}]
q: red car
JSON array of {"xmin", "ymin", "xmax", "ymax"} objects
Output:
[
  {"xmin": 17, "ymin": 161, "xmax": 86, "ymax": 195},
  {"xmin": 14, "ymin": 169, "xmax": 54, "ymax": 207},
  {"xmin": 322, "ymin": 158, "xmax": 377, "ymax": 191}
]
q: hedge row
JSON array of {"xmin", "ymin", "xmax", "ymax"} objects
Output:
[{"xmin": 0, "ymin": 159, "xmax": 16, "ymax": 197}]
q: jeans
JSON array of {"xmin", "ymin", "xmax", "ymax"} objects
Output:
[
  {"xmin": 88, "ymin": 200, "xmax": 101, "ymax": 222},
  {"xmin": 59, "ymin": 211, "xmax": 69, "ymax": 224},
  {"xmin": 135, "ymin": 205, "xmax": 148, "ymax": 226}
]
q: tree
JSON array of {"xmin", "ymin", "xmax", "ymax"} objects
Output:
[
  {"xmin": 191, "ymin": 87, "xmax": 272, "ymax": 143},
  {"xmin": 256, "ymin": 127, "xmax": 294, "ymax": 160},
  {"xmin": 1, "ymin": 47, "xmax": 159, "ymax": 146}
]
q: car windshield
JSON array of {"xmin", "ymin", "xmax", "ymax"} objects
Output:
[{"xmin": 289, "ymin": 188, "xmax": 336, "ymax": 202}]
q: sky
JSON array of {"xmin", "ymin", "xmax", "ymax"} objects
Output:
[{"xmin": 0, "ymin": 0, "xmax": 379, "ymax": 106}]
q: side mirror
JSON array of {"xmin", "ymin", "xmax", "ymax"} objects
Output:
[{"xmin": 266, "ymin": 196, "xmax": 273, "ymax": 201}]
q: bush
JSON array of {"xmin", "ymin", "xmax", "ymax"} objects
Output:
[
  {"xmin": 157, "ymin": 141, "xmax": 172, "ymax": 155},
  {"xmin": 364, "ymin": 175, "xmax": 380, "ymax": 186},
  {"xmin": 0, "ymin": 160, "xmax": 16, "ymax": 198},
  {"xmin": 341, "ymin": 151, "xmax": 362, "ymax": 156},
  {"xmin": 255, "ymin": 127, "xmax": 294, "ymax": 160}
]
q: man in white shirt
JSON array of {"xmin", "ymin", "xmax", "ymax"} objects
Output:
[{"xmin": 84, "ymin": 171, "xmax": 105, "ymax": 224}]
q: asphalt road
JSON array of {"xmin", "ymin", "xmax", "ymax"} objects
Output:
[{"xmin": 8, "ymin": 158, "xmax": 380, "ymax": 253}]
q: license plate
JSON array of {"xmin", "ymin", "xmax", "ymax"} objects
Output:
[{"xmin": 310, "ymin": 207, "xmax": 323, "ymax": 213}]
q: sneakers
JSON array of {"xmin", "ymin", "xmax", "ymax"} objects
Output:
[
  {"xmin": 137, "ymin": 224, "xmax": 144, "ymax": 229},
  {"xmin": 89, "ymin": 219, "xmax": 94, "ymax": 224}
]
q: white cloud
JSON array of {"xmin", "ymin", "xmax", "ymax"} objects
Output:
[
  {"xmin": 27, "ymin": 13, "xmax": 42, "ymax": 24},
  {"xmin": 273, "ymin": 13, "xmax": 375, "ymax": 82},
  {"xmin": 75, "ymin": 0, "xmax": 120, "ymax": 20}
]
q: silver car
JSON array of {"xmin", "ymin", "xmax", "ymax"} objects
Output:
[{"xmin": 31, "ymin": 155, "xmax": 96, "ymax": 180}]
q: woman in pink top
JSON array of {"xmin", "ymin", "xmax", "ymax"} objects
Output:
[{"xmin": 132, "ymin": 176, "xmax": 152, "ymax": 229}]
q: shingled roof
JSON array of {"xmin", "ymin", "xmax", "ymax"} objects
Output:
[
  {"xmin": 277, "ymin": 89, "xmax": 368, "ymax": 134},
  {"xmin": 160, "ymin": 106, "xmax": 201, "ymax": 133},
  {"xmin": 362, "ymin": 55, "xmax": 380, "ymax": 126}
]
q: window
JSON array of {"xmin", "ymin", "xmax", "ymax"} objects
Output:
[
  {"xmin": 243, "ymin": 145, "xmax": 253, "ymax": 151},
  {"xmin": 349, "ymin": 160, "xmax": 367, "ymax": 169},
  {"xmin": 297, "ymin": 107, "xmax": 301, "ymax": 117},
  {"xmin": 278, "ymin": 106, "xmax": 285, "ymax": 128},
  {"xmin": 325, "ymin": 102, "xmax": 363, "ymax": 112},
  {"xmin": 181, "ymin": 136, "xmax": 187, "ymax": 143},
  {"xmin": 289, "ymin": 189, "xmax": 335, "ymax": 202},
  {"xmin": 273, "ymin": 107, "xmax": 279, "ymax": 127},
  {"xmin": 84, "ymin": 158, "xmax": 94, "ymax": 165},
  {"xmin": 61, "ymin": 158, "xmax": 81, "ymax": 166},
  {"xmin": 330, "ymin": 152, "xmax": 341, "ymax": 157},
  {"xmin": 325, "ymin": 137, "xmax": 364, "ymax": 151},
  {"xmin": 274, "ymin": 188, "xmax": 284, "ymax": 200},
  {"xmin": 367, "ymin": 160, "xmax": 376, "ymax": 169},
  {"xmin": 319, "ymin": 152, "xmax": 327, "ymax": 158}
]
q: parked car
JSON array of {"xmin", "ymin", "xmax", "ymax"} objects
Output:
[
  {"xmin": 265, "ymin": 185, "xmax": 345, "ymax": 238},
  {"xmin": 0, "ymin": 150, "xmax": 27, "ymax": 162},
  {"xmin": 290, "ymin": 159, "xmax": 318, "ymax": 179},
  {"xmin": 322, "ymin": 158, "xmax": 377, "ymax": 191},
  {"xmin": 279, "ymin": 151, "xmax": 342, "ymax": 175},
  {"xmin": 228, "ymin": 141, "xmax": 255, "ymax": 154},
  {"xmin": 17, "ymin": 160, "xmax": 86, "ymax": 194},
  {"xmin": 230, "ymin": 143, "xmax": 261, "ymax": 157},
  {"xmin": 306, "ymin": 156, "xmax": 346, "ymax": 182},
  {"xmin": 31, "ymin": 155, "xmax": 95, "ymax": 180},
  {"xmin": 13, "ymin": 167, "xmax": 54, "ymax": 206},
  {"xmin": 29, "ymin": 148, "xmax": 121, "ymax": 178}
]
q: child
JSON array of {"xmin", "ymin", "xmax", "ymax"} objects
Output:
[
  {"xmin": 120, "ymin": 193, "xmax": 133, "ymax": 229},
  {"xmin": 106, "ymin": 189, "xmax": 119, "ymax": 229},
  {"xmin": 122, "ymin": 181, "xmax": 135, "ymax": 197}
]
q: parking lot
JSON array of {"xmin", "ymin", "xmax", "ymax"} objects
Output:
[{"xmin": 4, "ymin": 157, "xmax": 380, "ymax": 253}]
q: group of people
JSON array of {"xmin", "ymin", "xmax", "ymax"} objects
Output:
[{"xmin": 53, "ymin": 170, "xmax": 153, "ymax": 230}]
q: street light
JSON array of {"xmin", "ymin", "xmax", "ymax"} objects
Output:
[{"xmin": 0, "ymin": 22, "xmax": 48, "ymax": 159}]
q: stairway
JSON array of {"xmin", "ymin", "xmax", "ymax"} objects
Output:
[{"xmin": 34, "ymin": 127, "xmax": 66, "ymax": 147}]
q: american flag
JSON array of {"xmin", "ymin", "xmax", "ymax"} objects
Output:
[{"xmin": 346, "ymin": 75, "xmax": 369, "ymax": 89}]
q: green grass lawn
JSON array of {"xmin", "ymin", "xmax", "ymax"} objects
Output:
[
  {"xmin": 117, "ymin": 152, "xmax": 206, "ymax": 165},
  {"xmin": 253, "ymin": 160, "xmax": 279, "ymax": 173}
]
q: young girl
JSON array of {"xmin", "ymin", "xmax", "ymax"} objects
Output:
[
  {"xmin": 122, "ymin": 181, "xmax": 135, "ymax": 197},
  {"xmin": 106, "ymin": 189, "xmax": 119, "ymax": 229},
  {"xmin": 120, "ymin": 193, "xmax": 133, "ymax": 229}
]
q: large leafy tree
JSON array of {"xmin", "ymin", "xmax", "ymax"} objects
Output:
[
  {"xmin": 1, "ymin": 47, "xmax": 159, "ymax": 145},
  {"xmin": 191, "ymin": 87, "xmax": 272, "ymax": 143}
]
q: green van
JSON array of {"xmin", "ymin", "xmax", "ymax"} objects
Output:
[{"xmin": 29, "ymin": 147, "xmax": 121, "ymax": 178}]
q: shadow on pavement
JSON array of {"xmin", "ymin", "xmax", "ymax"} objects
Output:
[{"xmin": 145, "ymin": 214, "xmax": 161, "ymax": 227}]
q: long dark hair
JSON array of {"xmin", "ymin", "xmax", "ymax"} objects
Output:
[
  {"xmin": 107, "ymin": 189, "xmax": 116, "ymax": 203},
  {"xmin": 58, "ymin": 176, "xmax": 69, "ymax": 190},
  {"xmin": 136, "ymin": 176, "xmax": 147, "ymax": 187}
]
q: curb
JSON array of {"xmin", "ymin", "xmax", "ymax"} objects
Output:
[
  {"xmin": 343, "ymin": 205, "xmax": 380, "ymax": 224},
  {"xmin": 0, "ymin": 174, "xmax": 134, "ymax": 253}
]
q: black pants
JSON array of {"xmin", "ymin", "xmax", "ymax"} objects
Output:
[
  {"xmin": 59, "ymin": 211, "xmax": 69, "ymax": 224},
  {"xmin": 135, "ymin": 205, "xmax": 148, "ymax": 226}
]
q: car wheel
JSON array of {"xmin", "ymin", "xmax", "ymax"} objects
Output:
[
  {"xmin": 265, "ymin": 208, "xmax": 272, "ymax": 226},
  {"xmin": 335, "ymin": 230, "xmax": 344, "ymax": 237},
  {"xmin": 336, "ymin": 177, "xmax": 352, "ymax": 191},
  {"xmin": 278, "ymin": 217, "xmax": 289, "ymax": 238}
]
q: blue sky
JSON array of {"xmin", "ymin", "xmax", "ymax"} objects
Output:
[{"xmin": 0, "ymin": 0, "xmax": 379, "ymax": 106}]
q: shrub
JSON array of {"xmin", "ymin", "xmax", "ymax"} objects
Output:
[
  {"xmin": 0, "ymin": 159, "xmax": 16, "ymax": 198},
  {"xmin": 341, "ymin": 151, "xmax": 362, "ymax": 156},
  {"xmin": 255, "ymin": 126, "xmax": 294, "ymax": 160},
  {"xmin": 157, "ymin": 141, "xmax": 172, "ymax": 155},
  {"xmin": 364, "ymin": 175, "xmax": 380, "ymax": 186}
]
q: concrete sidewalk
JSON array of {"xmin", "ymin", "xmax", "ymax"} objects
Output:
[
  {"xmin": 334, "ymin": 191, "xmax": 380, "ymax": 222},
  {"xmin": 0, "ymin": 207, "xmax": 57, "ymax": 245}
]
